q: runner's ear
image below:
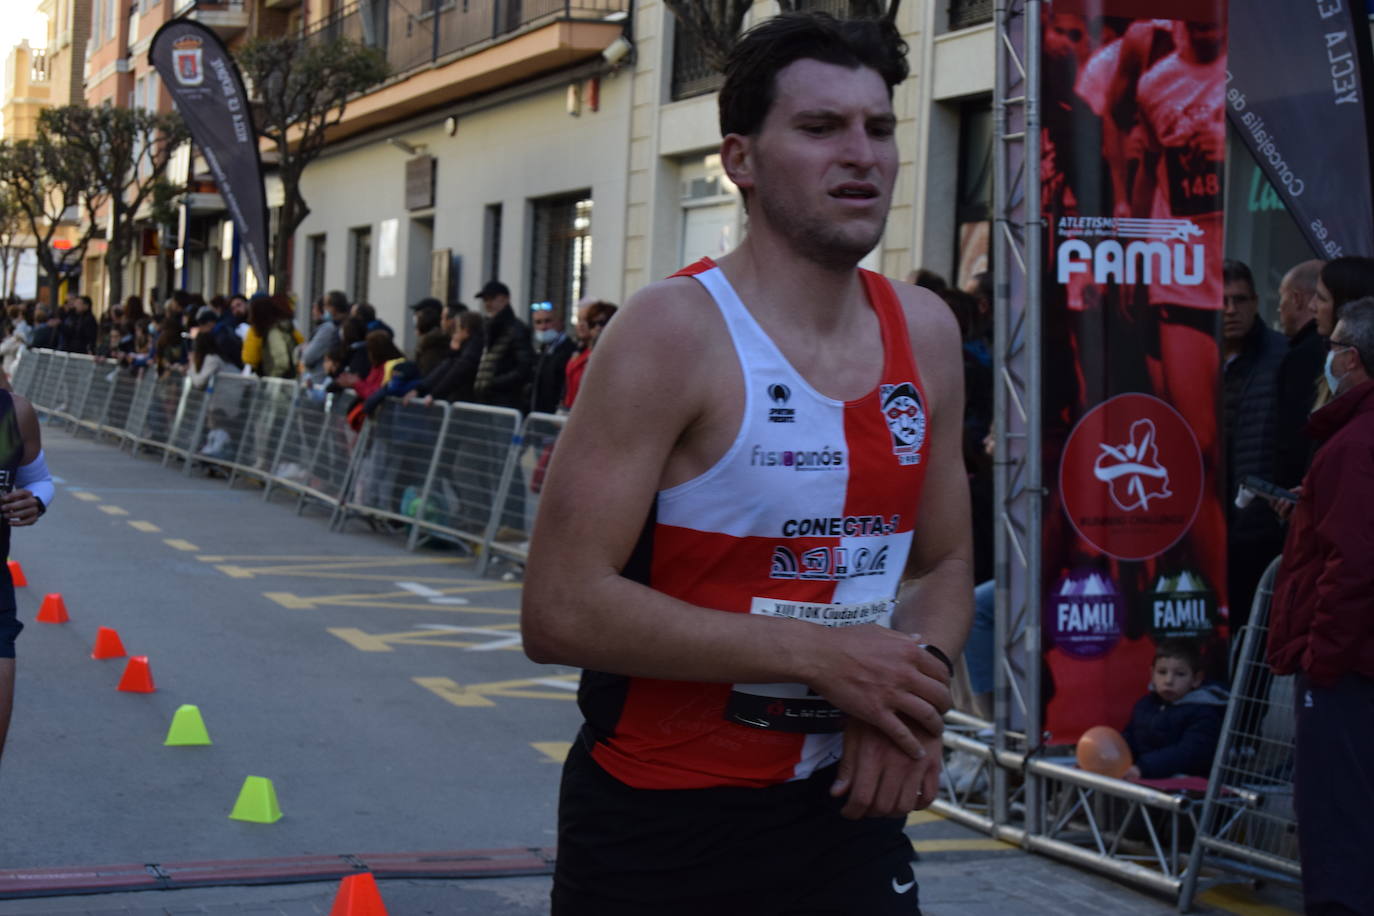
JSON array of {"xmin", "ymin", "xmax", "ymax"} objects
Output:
[{"xmin": 720, "ymin": 133, "xmax": 755, "ymax": 198}]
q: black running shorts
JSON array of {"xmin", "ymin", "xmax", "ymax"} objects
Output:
[{"xmin": 552, "ymin": 738, "xmax": 921, "ymax": 916}]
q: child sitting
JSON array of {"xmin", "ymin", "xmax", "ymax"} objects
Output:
[{"xmin": 1122, "ymin": 638, "xmax": 1228, "ymax": 781}]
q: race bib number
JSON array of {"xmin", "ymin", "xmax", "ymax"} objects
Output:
[{"xmin": 725, "ymin": 597, "xmax": 894, "ymax": 734}]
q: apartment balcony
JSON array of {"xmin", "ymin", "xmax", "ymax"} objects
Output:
[
  {"xmin": 304, "ymin": 0, "xmax": 628, "ymax": 142},
  {"xmin": 949, "ymin": 0, "xmax": 992, "ymax": 31},
  {"xmin": 173, "ymin": 0, "xmax": 252, "ymax": 41}
]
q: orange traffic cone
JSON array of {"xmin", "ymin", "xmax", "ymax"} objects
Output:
[
  {"xmin": 328, "ymin": 873, "xmax": 389, "ymax": 916},
  {"xmin": 117, "ymin": 656, "xmax": 156, "ymax": 693},
  {"xmin": 36, "ymin": 593, "xmax": 69, "ymax": 624},
  {"xmin": 8, "ymin": 560, "xmax": 26, "ymax": 587},
  {"xmin": 91, "ymin": 627, "xmax": 127, "ymax": 660}
]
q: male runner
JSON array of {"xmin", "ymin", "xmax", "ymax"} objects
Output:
[
  {"xmin": 0, "ymin": 388, "xmax": 55, "ymax": 762},
  {"xmin": 522, "ymin": 13, "xmax": 971, "ymax": 915}
]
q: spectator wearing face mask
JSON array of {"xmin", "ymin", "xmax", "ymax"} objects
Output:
[{"xmin": 529, "ymin": 302, "xmax": 576, "ymax": 414}]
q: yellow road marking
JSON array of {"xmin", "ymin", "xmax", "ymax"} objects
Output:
[
  {"xmin": 195, "ymin": 556, "xmax": 476, "ymax": 582},
  {"xmin": 217, "ymin": 565, "xmax": 255, "ymax": 578},
  {"xmin": 910, "ymin": 838, "xmax": 1013, "ymax": 853},
  {"xmin": 128, "ymin": 521, "xmax": 161, "ymax": 533},
  {"xmin": 165, "ymin": 539, "xmax": 200, "ymax": 551},
  {"xmin": 1199, "ymin": 884, "xmax": 1300, "ymax": 916},
  {"xmin": 413, "ymin": 674, "xmax": 579, "ymax": 708},
  {"xmin": 905, "ymin": 810, "xmax": 944, "ymax": 826},
  {"xmin": 532, "ymin": 742, "xmax": 572, "ymax": 764},
  {"xmin": 328, "ymin": 626, "xmax": 522, "ymax": 652},
  {"xmin": 98, "ymin": 505, "xmax": 129, "ymax": 516},
  {"xmin": 72, "ymin": 492, "xmax": 101, "ymax": 502},
  {"xmin": 263, "ymin": 590, "xmax": 518, "ymax": 614}
]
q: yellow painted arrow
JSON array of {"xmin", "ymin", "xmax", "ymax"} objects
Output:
[
  {"xmin": 327, "ymin": 626, "xmax": 521, "ymax": 652},
  {"xmin": 414, "ymin": 674, "xmax": 579, "ymax": 708},
  {"xmin": 264, "ymin": 591, "xmax": 518, "ymax": 614},
  {"xmin": 532, "ymin": 742, "xmax": 573, "ymax": 764}
]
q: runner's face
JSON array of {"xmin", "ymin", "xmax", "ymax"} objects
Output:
[{"xmin": 737, "ymin": 60, "xmax": 897, "ymax": 271}]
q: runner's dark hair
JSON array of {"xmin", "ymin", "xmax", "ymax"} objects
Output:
[{"xmin": 718, "ymin": 12, "xmax": 909, "ymax": 139}]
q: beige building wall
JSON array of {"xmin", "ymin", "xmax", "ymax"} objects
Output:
[
  {"xmin": 1, "ymin": 41, "xmax": 52, "ymax": 141},
  {"xmin": 38, "ymin": 0, "xmax": 92, "ymax": 108}
]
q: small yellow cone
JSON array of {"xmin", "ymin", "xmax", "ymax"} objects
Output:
[
  {"xmin": 229, "ymin": 776, "xmax": 283, "ymax": 824},
  {"xmin": 164, "ymin": 704, "xmax": 212, "ymax": 746}
]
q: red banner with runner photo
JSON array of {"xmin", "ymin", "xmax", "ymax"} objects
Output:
[{"xmin": 1039, "ymin": 1, "xmax": 1229, "ymax": 744}]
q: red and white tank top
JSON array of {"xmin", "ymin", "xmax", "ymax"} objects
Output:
[{"xmin": 578, "ymin": 259, "xmax": 931, "ymax": 789}]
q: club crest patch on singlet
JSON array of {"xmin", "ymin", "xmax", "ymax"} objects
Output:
[{"xmin": 879, "ymin": 382, "xmax": 926, "ymax": 465}]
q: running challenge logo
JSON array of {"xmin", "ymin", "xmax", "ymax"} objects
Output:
[
  {"xmin": 1055, "ymin": 217, "xmax": 1206, "ymax": 286},
  {"xmin": 1059, "ymin": 394, "xmax": 1203, "ymax": 562},
  {"xmin": 1093, "ymin": 418, "xmax": 1171, "ymax": 512},
  {"xmin": 879, "ymin": 382, "xmax": 926, "ymax": 466}
]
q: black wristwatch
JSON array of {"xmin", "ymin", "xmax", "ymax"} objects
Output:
[
  {"xmin": 919, "ymin": 643, "xmax": 955, "ymax": 679},
  {"xmin": 33, "ymin": 498, "xmax": 45, "ymax": 518}
]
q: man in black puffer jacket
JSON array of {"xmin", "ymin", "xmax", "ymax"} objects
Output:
[
  {"xmin": 1222, "ymin": 260, "xmax": 1286, "ymax": 630},
  {"xmin": 473, "ymin": 281, "xmax": 534, "ymax": 412}
]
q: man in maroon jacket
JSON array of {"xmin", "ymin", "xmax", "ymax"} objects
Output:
[{"xmin": 1268, "ymin": 296, "xmax": 1374, "ymax": 916}]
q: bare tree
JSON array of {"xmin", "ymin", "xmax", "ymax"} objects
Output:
[
  {"xmin": 237, "ymin": 35, "xmax": 388, "ymax": 295},
  {"xmin": 42, "ymin": 105, "xmax": 189, "ymax": 310},
  {"xmin": 0, "ymin": 136, "xmax": 107, "ymax": 309},
  {"xmin": 0, "ymin": 187, "xmax": 26, "ymax": 300}
]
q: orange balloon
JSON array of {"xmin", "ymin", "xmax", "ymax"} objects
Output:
[{"xmin": 1076, "ymin": 725, "xmax": 1134, "ymax": 778}]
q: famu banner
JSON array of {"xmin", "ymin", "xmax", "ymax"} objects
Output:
[
  {"xmin": 1039, "ymin": 1, "xmax": 1229, "ymax": 744},
  {"xmin": 149, "ymin": 19, "xmax": 270, "ymax": 289},
  {"xmin": 1227, "ymin": 0, "xmax": 1374, "ymax": 260}
]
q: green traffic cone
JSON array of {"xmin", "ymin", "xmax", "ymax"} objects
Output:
[
  {"xmin": 164, "ymin": 704, "xmax": 212, "ymax": 746},
  {"xmin": 229, "ymin": 776, "xmax": 283, "ymax": 824}
]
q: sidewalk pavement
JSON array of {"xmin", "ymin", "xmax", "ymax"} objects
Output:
[{"xmin": 0, "ymin": 812, "xmax": 1301, "ymax": 915}]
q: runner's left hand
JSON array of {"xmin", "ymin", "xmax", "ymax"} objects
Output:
[{"xmin": 830, "ymin": 717, "xmax": 941, "ymax": 820}]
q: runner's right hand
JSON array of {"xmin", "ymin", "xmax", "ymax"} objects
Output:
[{"xmin": 805, "ymin": 623, "xmax": 950, "ymax": 762}]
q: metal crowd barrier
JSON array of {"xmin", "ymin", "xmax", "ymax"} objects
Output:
[
  {"xmin": 14, "ymin": 348, "xmax": 559, "ymax": 574},
  {"xmin": 262, "ymin": 386, "xmax": 358, "ymax": 514},
  {"xmin": 332, "ymin": 397, "xmax": 450, "ymax": 536},
  {"xmin": 1178, "ymin": 558, "xmax": 1299, "ymax": 909},
  {"xmin": 405, "ymin": 402, "xmax": 523, "ymax": 554},
  {"xmin": 477, "ymin": 411, "xmax": 565, "ymax": 574}
]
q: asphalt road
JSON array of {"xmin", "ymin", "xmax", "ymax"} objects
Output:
[{"xmin": 0, "ymin": 424, "xmax": 580, "ymax": 870}]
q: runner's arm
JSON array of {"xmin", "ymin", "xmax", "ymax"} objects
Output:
[
  {"xmin": 891, "ymin": 287, "xmax": 974, "ymax": 664},
  {"xmin": 830, "ymin": 285, "xmax": 973, "ymax": 818},
  {"xmin": 522, "ymin": 282, "xmax": 947, "ymax": 759}
]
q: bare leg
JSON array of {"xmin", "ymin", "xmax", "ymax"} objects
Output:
[{"xmin": 0, "ymin": 658, "xmax": 13, "ymax": 761}]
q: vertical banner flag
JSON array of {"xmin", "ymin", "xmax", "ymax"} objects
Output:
[
  {"xmin": 1040, "ymin": 1, "xmax": 1229, "ymax": 743},
  {"xmin": 1227, "ymin": 1, "xmax": 1374, "ymax": 260},
  {"xmin": 149, "ymin": 19, "xmax": 270, "ymax": 290}
]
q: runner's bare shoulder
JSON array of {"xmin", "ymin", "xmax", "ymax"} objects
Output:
[{"xmin": 890, "ymin": 278, "xmax": 964, "ymax": 412}]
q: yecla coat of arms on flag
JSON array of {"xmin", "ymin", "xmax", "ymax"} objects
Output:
[
  {"xmin": 879, "ymin": 382, "xmax": 925, "ymax": 465},
  {"xmin": 172, "ymin": 35, "xmax": 204, "ymax": 86}
]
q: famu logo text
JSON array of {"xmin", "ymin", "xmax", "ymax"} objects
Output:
[{"xmin": 1056, "ymin": 217, "xmax": 1206, "ymax": 286}]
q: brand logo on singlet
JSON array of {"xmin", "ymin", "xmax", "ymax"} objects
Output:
[
  {"xmin": 879, "ymin": 382, "xmax": 926, "ymax": 466},
  {"xmin": 749, "ymin": 444, "xmax": 845, "ymax": 471},
  {"xmin": 767, "ymin": 383, "xmax": 795, "ymax": 423},
  {"xmin": 770, "ymin": 544, "xmax": 890, "ymax": 581}
]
